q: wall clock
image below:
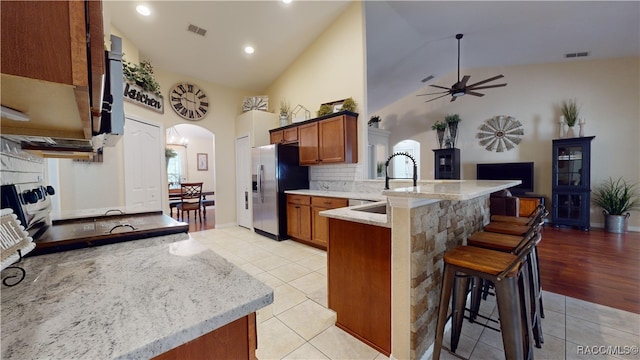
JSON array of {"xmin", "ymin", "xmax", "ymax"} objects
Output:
[
  {"xmin": 242, "ymin": 96, "xmax": 269, "ymax": 112},
  {"xmin": 169, "ymin": 82, "xmax": 209, "ymax": 121},
  {"xmin": 477, "ymin": 115, "xmax": 524, "ymax": 152}
]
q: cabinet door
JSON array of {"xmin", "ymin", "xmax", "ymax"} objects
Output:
[
  {"xmin": 286, "ymin": 202, "xmax": 311, "ymax": 241},
  {"xmin": 552, "ymin": 191, "xmax": 591, "ymax": 230},
  {"xmin": 283, "ymin": 127, "xmax": 299, "ymax": 143},
  {"xmin": 318, "ymin": 117, "xmax": 346, "ymax": 163},
  {"xmin": 311, "ymin": 197, "xmax": 348, "ymax": 248},
  {"xmin": 298, "ymin": 122, "xmax": 319, "ymax": 165},
  {"xmin": 270, "ymin": 130, "xmax": 283, "ymax": 144},
  {"xmin": 312, "ymin": 207, "xmax": 329, "ymax": 247}
]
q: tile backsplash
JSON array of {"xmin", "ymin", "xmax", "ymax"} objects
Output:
[{"xmin": 0, "ymin": 137, "xmax": 44, "ymax": 185}]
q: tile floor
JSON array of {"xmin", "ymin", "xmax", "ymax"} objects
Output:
[{"xmin": 190, "ymin": 227, "xmax": 640, "ymax": 360}]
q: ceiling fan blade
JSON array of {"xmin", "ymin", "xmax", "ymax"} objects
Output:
[
  {"xmin": 460, "ymin": 75, "xmax": 470, "ymax": 87},
  {"xmin": 424, "ymin": 93, "xmax": 451, "ymax": 103},
  {"xmin": 450, "ymin": 96, "xmax": 458, "ymax": 102},
  {"xmin": 467, "ymin": 74, "xmax": 504, "ymax": 88},
  {"xmin": 466, "ymin": 91, "xmax": 485, "ymax": 97},
  {"xmin": 468, "ymin": 83, "xmax": 507, "ymax": 90},
  {"xmin": 429, "ymin": 84, "xmax": 451, "ymax": 90},
  {"xmin": 417, "ymin": 90, "xmax": 450, "ymax": 96}
]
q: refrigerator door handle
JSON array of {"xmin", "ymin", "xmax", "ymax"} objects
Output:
[{"xmin": 258, "ymin": 164, "xmax": 265, "ymax": 203}]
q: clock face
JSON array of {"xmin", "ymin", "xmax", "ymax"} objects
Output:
[{"xmin": 169, "ymin": 82, "xmax": 209, "ymax": 120}]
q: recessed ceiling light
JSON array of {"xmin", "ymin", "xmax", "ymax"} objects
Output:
[
  {"xmin": 282, "ymin": 0, "xmax": 292, "ymax": 4},
  {"xmin": 136, "ymin": 5, "xmax": 151, "ymax": 16},
  {"xmin": 244, "ymin": 46, "xmax": 255, "ymax": 54}
]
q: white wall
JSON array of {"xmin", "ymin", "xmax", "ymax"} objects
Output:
[{"xmin": 376, "ymin": 57, "xmax": 640, "ymax": 229}]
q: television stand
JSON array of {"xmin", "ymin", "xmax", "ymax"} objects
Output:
[{"xmin": 514, "ymin": 193, "xmax": 546, "ymax": 217}]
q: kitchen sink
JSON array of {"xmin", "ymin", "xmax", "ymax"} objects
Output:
[{"xmin": 352, "ymin": 204, "xmax": 387, "ymax": 215}]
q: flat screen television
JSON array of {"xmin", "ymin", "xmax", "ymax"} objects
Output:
[{"xmin": 476, "ymin": 162, "xmax": 534, "ymax": 194}]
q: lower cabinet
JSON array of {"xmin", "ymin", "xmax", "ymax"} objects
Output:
[
  {"xmin": 153, "ymin": 313, "xmax": 257, "ymax": 360},
  {"xmin": 286, "ymin": 194, "xmax": 311, "ymax": 241},
  {"xmin": 286, "ymin": 194, "xmax": 348, "ymax": 250},
  {"xmin": 328, "ymin": 218, "xmax": 391, "ymax": 356}
]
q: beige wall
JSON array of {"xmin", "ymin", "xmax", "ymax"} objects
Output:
[
  {"xmin": 375, "ymin": 57, "xmax": 640, "ymax": 229},
  {"xmin": 54, "ymin": 27, "xmax": 245, "ymax": 227},
  {"xmin": 266, "ymin": 1, "xmax": 367, "ymax": 177}
]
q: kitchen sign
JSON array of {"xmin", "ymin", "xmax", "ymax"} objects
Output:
[{"xmin": 123, "ymin": 82, "xmax": 164, "ymax": 114}]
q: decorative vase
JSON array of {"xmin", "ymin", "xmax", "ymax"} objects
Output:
[
  {"xmin": 436, "ymin": 129, "xmax": 446, "ymax": 149},
  {"xmin": 566, "ymin": 126, "xmax": 575, "ymax": 138},
  {"xmin": 279, "ymin": 114, "xmax": 288, "ymax": 127},
  {"xmin": 558, "ymin": 118, "xmax": 565, "ymax": 138},
  {"xmin": 371, "ymin": 122, "xmax": 379, "ymax": 128},
  {"xmin": 447, "ymin": 122, "xmax": 459, "ymax": 147}
]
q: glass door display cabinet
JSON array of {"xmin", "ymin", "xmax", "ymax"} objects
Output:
[
  {"xmin": 433, "ymin": 148, "xmax": 460, "ymax": 180},
  {"xmin": 551, "ymin": 136, "xmax": 595, "ymax": 231}
]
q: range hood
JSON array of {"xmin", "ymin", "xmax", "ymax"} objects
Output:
[
  {"xmin": 1, "ymin": 135, "xmax": 98, "ymax": 160},
  {"xmin": 0, "ymin": 36, "xmax": 124, "ymax": 156}
]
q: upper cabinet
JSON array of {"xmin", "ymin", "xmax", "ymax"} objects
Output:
[
  {"xmin": 1, "ymin": 0, "xmax": 104, "ymax": 139},
  {"xmin": 300, "ymin": 113, "xmax": 359, "ymax": 165},
  {"xmin": 269, "ymin": 111, "xmax": 358, "ymax": 166}
]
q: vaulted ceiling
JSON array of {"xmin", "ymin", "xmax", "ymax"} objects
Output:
[{"xmin": 104, "ymin": 1, "xmax": 640, "ymax": 113}]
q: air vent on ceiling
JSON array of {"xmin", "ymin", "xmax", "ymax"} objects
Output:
[
  {"xmin": 187, "ymin": 24, "xmax": 207, "ymax": 37},
  {"xmin": 421, "ymin": 75, "xmax": 434, "ymax": 83},
  {"xmin": 565, "ymin": 52, "xmax": 590, "ymax": 58}
]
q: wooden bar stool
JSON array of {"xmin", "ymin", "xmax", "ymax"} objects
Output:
[
  {"xmin": 433, "ymin": 234, "xmax": 540, "ymax": 360},
  {"xmin": 491, "ymin": 204, "xmax": 546, "ymax": 226},
  {"xmin": 467, "ymin": 225, "xmax": 545, "ymax": 348}
]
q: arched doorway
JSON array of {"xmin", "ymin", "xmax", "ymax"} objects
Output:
[
  {"xmin": 166, "ymin": 124, "xmax": 216, "ymax": 227},
  {"xmin": 391, "ymin": 139, "xmax": 421, "ymax": 180}
]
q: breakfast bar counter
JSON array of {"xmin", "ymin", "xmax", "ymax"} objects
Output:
[{"xmin": 1, "ymin": 233, "xmax": 273, "ymax": 359}]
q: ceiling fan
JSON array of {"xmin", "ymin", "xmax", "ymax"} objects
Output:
[{"xmin": 418, "ymin": 34, "xmax": 507, "ymax": 103}]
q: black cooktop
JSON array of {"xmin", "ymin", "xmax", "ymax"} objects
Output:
[{"xmin": 31, "ymin": 211, "xmax": 189, "ymax": 256}]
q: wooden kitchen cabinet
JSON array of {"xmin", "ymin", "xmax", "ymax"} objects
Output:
[
  {"xmin": 286, "ymin": 195, "xmax": 311, "ymax": 241},
  {"xmin": 286, "ymin": 194, "xmax": 348, "ymax": 250},
  {"xmin": 328, "ymin": 218, "xmax": 391, "ymax": 356},
  {"xmin": 311, "ymin": 197, "xmax": 348, "ymax": 248},
  {"xmin": 298, "ymin": 113, "xmax": 358, "ymax": 165},
  {"xmin": 269, "ymin": 127, "xmax": 299, "ymax": 145},
  {"xmin": 153, "ymin": 313, "xmax": 257, "ymax": 360},
  {"xmin": 1, "ymin": 0, "xmax": 104, "ymax": 139}
]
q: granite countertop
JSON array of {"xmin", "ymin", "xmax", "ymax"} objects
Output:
[
  {"xmin": 1, "ymin": 233, "xmax": 273, "ymax": 360},
  {"xmin": 382, "ymin": 180, "xmax": 521, "ymax": 201},
  {"xmin": 284, "ymin": 189, "xmax": 386, "ymax": 202},
  {"xmin": 319, "ymin": 201, "xmax": 391, "ymax": 228}
]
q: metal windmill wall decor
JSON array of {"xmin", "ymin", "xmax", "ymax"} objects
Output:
[{"xmin": 477, "ymin": 116, "xmax": 524, "ymax": 152}]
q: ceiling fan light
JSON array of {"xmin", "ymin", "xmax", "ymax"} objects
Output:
[{"xmin": 452, "ymin": 91, "xmax": 465, "ymax": 97}]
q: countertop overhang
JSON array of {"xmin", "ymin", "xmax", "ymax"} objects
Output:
[
  {"xmin": 382, "ymin": 180, "xmax": 521, "ymax": 201},
  {"xmin": 1, "ymin": 233, "xmax": 273, "ymax": 360}
]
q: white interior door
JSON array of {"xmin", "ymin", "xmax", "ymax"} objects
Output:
[
  {"xmin": 236, "ymin": 135, "xmax": 252, "ymax": 228},
  {"xmin": 124, "ymin": 117, "xmax": 162, "ymax": 211}
]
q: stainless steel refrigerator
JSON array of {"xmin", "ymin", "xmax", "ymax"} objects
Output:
[{"xmin": 252, "ymin": 144, "xmax": 309, "ymax": 240}]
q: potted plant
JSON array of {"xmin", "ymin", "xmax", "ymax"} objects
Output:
[
  {"xmin": 561, "ymin": 99, "xmax": 579, "ymax": 137},
  {"xmin": 431, "ymin": 121, "xmax": 447, "ymax": 149},
  {"xmin": 165, "ymin": 147, "xmax": 177, "ymax": 168},
  {"xmin": 317, "ymin": 104, "xmax": 333, "ymax": 117},
  {"xmin": 591, "ymin": 177, "xmax": 640, "ymax": 233},
  {"xmin": 444, "ymin": 114, "xmax": 461, "ymax": 147},
  {"xmin": 123, "ymin": 58, "xmax": 162, "ymax": 96},
  {"xmin": 368, "ymin": 115, "xmax": 381, "ymax": 128},
  {"xmin": 341, "ymin": 97, "xmax": 357, "ymax": 112},
  {"xmin": 279, "ymin": 99, "xmax": 290, "ymax": 126}
]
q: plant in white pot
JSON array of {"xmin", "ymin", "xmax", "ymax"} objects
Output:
[{"xmin": 591, "ymin": 177, "xmax": 639, "ymax": 233}]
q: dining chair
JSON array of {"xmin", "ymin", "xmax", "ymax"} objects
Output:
[{"xmin": 177, "ymin": 182, "xmax": 203, "ymax": 222}]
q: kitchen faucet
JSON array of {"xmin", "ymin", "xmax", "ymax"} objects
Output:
[{"xmin": 385, "ymin": 152, "xmax": 417, "ymax": 190}]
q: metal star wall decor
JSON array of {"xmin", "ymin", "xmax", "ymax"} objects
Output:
[{"xmin": 477, "ymin": 116, "xmax": 524, "ymax": 152}]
